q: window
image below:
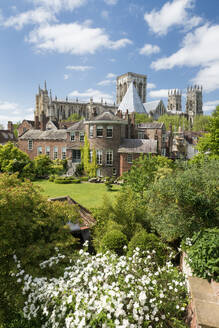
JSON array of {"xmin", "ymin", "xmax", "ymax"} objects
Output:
[
  {"xmin": 89, "ymin": 125, "xmax": 93, "ymax": 138},
  {"xmin": 96, "ymin": 125, "xmax": 103, "ymax": 137},
  {"xmin": 161, "ymin": 148, "xmax": 166, "ymax": 156},
  {"xmin": 107, "ymin": 126, "xmax": 113, "ymax": 138},
  {"xmin": 162, "ymin": 135, "xmax": 166, "ymax": 143},
  {"xmin": 28, "ymin": 140, "xmax": 33, "ymax": 150},
  {"xmin": 72, "ymin": 149, "xmax": 81, "ymax": 163},
  {"xmin": 45, "ymin": 146, "xmax": 50, "ymax": 157},
  {"xmin": 112, "ymin": 168, "xmax": 117, "ymax": 175},
  {"xmin": 80, "ymin": 132, "xmax": 84, "ymax": 142},
  {"xmin": 138, "ymin": 131, "xmax": 144, "ymax": 139},
  {"xmin": 96, "ymin": 150, "xmax": 102, "ymax": 165},
  {"xmin": 89, "ymin": 150, "xmax": 93, "ymax": 163},
  {"xmin": 106, "ymin": 150, "xmax": 113, "ymax": 166},
  {"xmin": 127, "ymin": 154, "xmax": 133, "ymax": 163},
  {"xmin": 70, "ymin": 131, "xmax": 75, "ymax": 141},
  {"xmin": 37, "ymin": 146, "xmax": 42, "ymax": 155},
  {"xmin": 53, "ymin": 146, "xmax": 58, "ymax": 160},
  {"xmin": 62, "ymin": 147, "xmax": 66, "ymax": 160}
]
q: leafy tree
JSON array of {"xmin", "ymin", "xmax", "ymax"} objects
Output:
[
  {"xmin": 0, "ymin": 142, "xmax": 32, "ymax": 178},
  {"xmin": 196, "ymin": 106, "xmax": 219, "ymax": 156},
  {"xmin": 0, "ymin": 173, "xmax": 79, "ymax": 324},
  {"xmin": 192, "ymin": 115, "xmax": 211, "ymax": 132},
  {"xmin": 135, "ymin": 113, "xmax": 153, "ymax": 124},
  {"xmin": 146, "ymin": 160, "xmax": 219, "ymax": 242},
  {"xmin": 33, "ymin": 154, "xmax": 53, "ymax": 178},
  {"xmin": 158, "ymin": 114, "xmax": 189, "ymax": 131},
  {"xmin": 62, "ymin": 113, "xmax": 83, "ymax": 122},
  {"xmin": 13, "ymin": 122, "xmax": 21, "ymax": 138}
]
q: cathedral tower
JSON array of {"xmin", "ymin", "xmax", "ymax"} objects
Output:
[
  {"xmin": 186, "ymin": 86, "xmax": 203, "ymax": 125},
  {"xmin": 116, "ymin": 72, "xmax": 147, "ymax": 105},
  {"xmin": 167, "ymin": 89, "xmax": 182, "ymax": 112}
]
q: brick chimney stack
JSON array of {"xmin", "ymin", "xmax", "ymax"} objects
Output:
[{"xmin": 8, "ymin": 121, "xmax": 13, "ymax": 132}]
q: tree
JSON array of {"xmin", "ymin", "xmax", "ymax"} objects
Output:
[
  {"xmin": 62, "ymin": 113, "xmax": 82, "ymax": 122},
  {"xmin": 135, "ymin": 113, "xmax": 153, "ymax": 124},
  {"xmin": 33, "ymin": 154, "xmax": 53, "ymax": 178},
  {"xmin": 197, "ymin": 106, "xmax": 219, "ymax": 156},
  {"xmin": 192, "ymin": 115, "xmax": 211, "ymax": 132},
  {"xmin": 0, "ymin": 142, "xmax": 32, "ymax": 177},
  {"xmin": 158, "ymin": 114, "xmax": 189, "ymax": 131},
  {"xmin": 0, "ymin": 173, "xmax": 80, "ymax": 324}
]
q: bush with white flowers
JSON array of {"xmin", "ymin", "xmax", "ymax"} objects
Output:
[{"xmin": 14, "ymin": 247, "xmax": 188, "ymax": 328}]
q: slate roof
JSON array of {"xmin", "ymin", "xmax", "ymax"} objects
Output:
[
  {"xmin": 0, "ymin": 130, "xmax": 17, "ymax": 144},
  {"xmin": 67, "ymin": 120, "xmax": 85, "ymax": 131},
  {"xmin": 19, "ymin": 129, "xmax": 67, "ymax": 140},
  {"xmin": 118, "ymin": 139, "xmax": 157, "ymax": 154},
  {"xmin": 118, "ymin": 82, "xmax": 146, "ymax": 114},
  {"xmin": 86, "ymin": 111, "xmax": 127, "ymax": 123},
  {"xmin": 143, "ymin": 100, "xmax": 162, "ymax": 113},
  {"xmin": 137, "ymin": 122, "xmax": 164, "ymax": 129}
]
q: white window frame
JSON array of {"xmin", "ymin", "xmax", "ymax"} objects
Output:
[
  {"xmin": 70, "ymin": 131, "xmax": 75, "ymax": 141},
  {"xmin": 62, "ymin": 147, "xmax": 66, "ymax": 160},
  {"xmin": 106, "ymin": 126, "xmax": 113, "ymax": 138},
  {"xmin": 45, "ymin": 146, "xmax": 50, "ymax": 157},
  {"xmin": 89, "ymin": 150, "xmax": 93, "ymax": 163},
  {"xmin": 28, "ymin": 140, "xmax": 33, "ymax": 150},
  {"xmin": 127, "ymin": 154, "xmax": 133, "ymax": 164},
  {"xmin": 96, "ymin": 125, "xmax": 103, "ymax": 137},
  {"xmin": 80, "ymin": 132, "xmax": 84, "ymax": 142},
  {"xmin": 53, "ymin": 146, "xmax": 58, "ymax": 160},
  {"xmin": 106, "ymin": 150, "xmax": 113, "ymax": 166},
  {"xmin": 37, "ymin": 146, "xmax": 42, "ymax": 155},
  {"xmin": 138, "ymin": 131, "xmax": 144, "ymax": 139},
  {"xmin": 89, "ymin": 125, "xmax": 93, "ymax": 138},
  {"xmin": 96, "ymin": 150, "xmax": 102, "ymax": 165}
]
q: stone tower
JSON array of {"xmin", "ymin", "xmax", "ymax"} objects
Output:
[
  {"xmin": 186, "ymin": 86, "xmax": 203, "ymax": 126},
  {"xmin": 116, "ymin": 72, "xmax": 147, "ymax": 105},
  {"xmin": 35, "ymin": 81, "xmax": 50, "ymax": 119},
  {"xmin": 167, "ymin": 89, "xmax": 182, "ymax": 111}
]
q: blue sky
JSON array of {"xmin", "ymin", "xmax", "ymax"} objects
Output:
[{"xmin": 0, "ymin": 0, "xmax": 219, "ymax": 127}]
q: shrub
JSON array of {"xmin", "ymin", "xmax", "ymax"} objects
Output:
[
  {"xmin": 49, "ymin": 175, "xmax": 56, "ymax": 182},
  {"xmin": 100, "ymin": 230, "xmax": 128, "ymax": 255},
  {"xmin": 80, "ymin": 176, "xmax": 89, "ymax": 181},
  {"xmin": 128, "ymin": 230, "xmax": 170, "ymax": 265},
  {"xmin": 183, "ymin": 228, "xmax": 219, "ymax": 282},
  {"xmin": 54, "ymin": 177, "xmax": 81, "ymax": 184}
]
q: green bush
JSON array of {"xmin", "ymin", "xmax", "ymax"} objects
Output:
[
  {"xmin": 128, "ymin": 230, "xmax": 170, "ymax": 265},
  {"xmin": 80, "ymin": 176, "xmax": 89, "ymax": 181},
  {"xmin": 54, "ymin": 177, "xmax": 81, "ymax": 184},
  {"xmin": 100, "ymin": 230, "xmax": 128, "ymax": 255},
  {"xmin": 184, "ymin": 228, "xmax": 219, "ymax": 282},
  {"xmin": 49, "ymin": 175, "xmax": 56, "ymax": 182}
]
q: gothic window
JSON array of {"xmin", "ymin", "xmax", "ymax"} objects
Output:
[
  {"xmin": 106, "ymin": 150, "xmax": 113, "ymax": 166},
  {"xmin": 53, "ymin": 146, "xmax": 58, "ymax": 160},
  {"xmin": 107, "ymin": 126, "xmax": 113, "ymax": 138},
  {"xmin": 127, "ymin": 154, "xmax": 133, "ymax": 163},
  {"xmin": 96, "ymin": 150, "xmax": 102, "ymax": 165},
  {"xmin": 37, "ymin": 146, "xmax": 42, "ymax": 155},
  {"xmin": 28, "ymin": 140, "xmax": 33, "ymax": 150},
  {"xmin": 96, "ymin": 125, "xmax": 103, "ymax": 137},
  {"xmin": 62, "ymin": 147, "xmax": 66, "ymax": 160},
  {"xmin": 80, "ymin": 132, "xmax": 84, "ymax": 142},
  {"xmin": 45, "ymin": 146, "xmax": 50, "ymax": 156}
]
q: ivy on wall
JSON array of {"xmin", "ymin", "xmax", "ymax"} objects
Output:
[{"xmin": 81, "ymin": 134, "xmax": 97, "ymax": 177}]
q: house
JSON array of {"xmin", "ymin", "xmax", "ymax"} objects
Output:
[{"xmin": 0, "ymin": 121, "xmax": 17, "ymax": 145}]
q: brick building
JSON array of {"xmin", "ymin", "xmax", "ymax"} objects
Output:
[{"xmin": 0, "ymin": 121, "xmax": 17, "ymax": 145}]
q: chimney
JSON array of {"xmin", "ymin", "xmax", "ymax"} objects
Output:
[
  {"xmin": 40, "ymin": 111, "xmax": 46, "ymax": 131},
  {"xmin": 8, "ymin": 121, "xmax": 13, "ymax": 133},
  {"xmin": 35, "ymin": 115, "xmax": 40, "ymax": 129}
]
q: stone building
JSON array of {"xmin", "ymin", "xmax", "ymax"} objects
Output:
[
  {"xmin": 116, "ymin": 72, "xmax": 147, "ymax": 104},
  {"xmin": 186, "ymin": 86, "xmax": 203, "ymax": 126},
  {"xmin": 167, "ymin": 89, "xmax": 182, "ymax": 112}
]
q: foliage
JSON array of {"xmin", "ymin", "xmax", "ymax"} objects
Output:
[
  {"xmin": 183, "ymin": 228, "xmax": 219, "ymax": 282},
  {"xmin": 135, "ymin": 113, "xmax": 153, "ymax": 124},
  {"xmin": 62, "ymin": 113, "xmax": 83, "ymax": 122},
  {"xmin": 196, "ymin": 106, "xmax": 219, "ymax": 155},
  {"xmin": 0, "ymin": 173, "xmax": 80, "ymax": 324},
  {"xmin": 0, "ymin": 142, "xmax": 32, "ymax": 178},
  {"xmin": 75, "ymin": 163, "xmax": 84, "ymax": 176},
  {"xmin": 33, "ymin": 155, "xmax": 53, "ymax": 178},
  {"xmin": 146, "ymin": 160, "xmax": 219, "ymax": 242},
  {"xmin": 54, "ymin": 177, "xmax": 81, "ymax": 184},
  {"xmin": 15, "ymin": 247, "xmax": 188, "ymax": 328},
  {"xmin": 127, "ymin": 230, "xmax": 170, "ymax": 266},
  {"xmin": 191, "ymin": 115, "xmax": 211, "ymax": 132},
  {"xmin": 158, "ymin": 114, "xmax": 189, "ymax": 131},
  {"xmin": 100, "ymin": 230, "xmax": 128, "ymax": 255},
  {"xmin": 13, "ymin": 122, "xmax": 21, "ymax": 139},
  {"xmin": 81, "ymin": 135, "xmax": 97, "ymax": 177}
]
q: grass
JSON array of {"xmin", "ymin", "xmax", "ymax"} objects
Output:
[{"xmin": 33, "ymin": 180, "xmax": 121, "ymax": 210}]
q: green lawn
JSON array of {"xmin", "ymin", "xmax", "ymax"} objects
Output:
[{"xmin": 33, "ymin": 180, "xmax": 121, "ymax": 210}]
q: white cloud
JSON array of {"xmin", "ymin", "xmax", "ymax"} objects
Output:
[
  {"xmin": 97, "ymin": 79, "xmax": 116, "ymax": 86},
  {"xmin": 27, "ymin": 22, "xmax": 132, "ymax": 55},
  {"xmin": 151, "ymin": 24, "xmax": 219, "ymax": 92},
  {"xmin": 149, "ymin": 89, "xmax": 169, "ymax": 98},
  {"xmin": 0, "ymin": 100, "xmax": 33, "ymax": 127},
  {"xmin": 147, "ymin": 83, "xmax": 156, "ymax": 89},
  {"xmin": 106, "ymin": 73, "xmax": 116, "ymax": 78},
  {"xmin": 69, "ymin": 88, "xmax": 114, "ymax": 103},
  {"xmin": 139, "ymin": 44, "xmax": 160, "ymax": 56},
  {"xmin": 3, "ymin": 8, "xmax": 56, "ymax": 29},
  {"xmin": 64, "ymin": 74, "xmax": 69, "ymax": 80},
  {"xmin": 104, "ymin": 0, "xmax": 118, "ymax": 5},
  {"xmin": 203, "ymin": 100, "xmax": 219, "ymax": 112},
  {"xmin": 144, "ymin": 0, "xmax": 202, "ymax": 36},
  {"xmin": 66, "ymin": 65, "xmax": 93, "ymax": 71},
  {"xmin": 33, "ymin": 0, "xmax": 87, "ymax": 13}
]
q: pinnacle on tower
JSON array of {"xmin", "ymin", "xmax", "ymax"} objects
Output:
[{"xmin": 44, "ymin": 80, "xmax": 47, "ymax": 91}]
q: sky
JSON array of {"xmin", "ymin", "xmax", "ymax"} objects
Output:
[{"xmin": 0, "ymin": 0, "xmax": 219, "ymax": 127}]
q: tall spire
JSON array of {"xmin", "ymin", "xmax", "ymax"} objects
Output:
[{"xmin": 44, "ymin": 80, "xmax": 47, "ymax": 91}]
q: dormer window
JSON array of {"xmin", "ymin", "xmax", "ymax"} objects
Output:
[{"xmin": 96, "ymin": 125, "xmax": 103, "ymax": 137}]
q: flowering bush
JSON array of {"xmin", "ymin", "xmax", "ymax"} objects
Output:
[{"xmin": 14, "ymin": 247, "xmax": 188, "ymax": 328}]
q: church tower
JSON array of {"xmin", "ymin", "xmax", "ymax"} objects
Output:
[
  {"xmin": 167, "ymin": 89, "xmax": 182, "ymax": 111},
  {"xmin": 186, "ymin": 86, "xmax": 203, "ymax": 126},
  {"xmin": 116, "ymin": 72, "xmax": 147, "ymax": 105}
]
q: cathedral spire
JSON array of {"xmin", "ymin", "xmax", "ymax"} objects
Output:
[{"xmin": 44, "ymin": 80, "xmax": 47, "ymax": 91}]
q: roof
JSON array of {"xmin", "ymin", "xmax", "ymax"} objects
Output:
[
  {"xmin": 143, "ymin": 100, "xmax": 162, "ymax": 113},
  {"xmin": 67, "ymin": 120, "xmax": 85, "ymax": 131},
  {"xmin": 0, "ymin": 130, "xmax": 16, "ymax": 144},
  {"xmin": 19, "ymin": 129, "xmax": 67, "ymax": 140},
  {"xmin": 137, "ymin": 122, "xmax": 164, "ymax": 129},
  {"xmin": 118, "ymin": 82, "xmax": 146, "ymax": 114},
  {"xmin": 86, "ymin": 111, "xmax": 127, "ymax": 124},
  {"xmin": 118, "ymin": 139, "xmax": 157, "ymax": 154},
  {"xmin": 48, "ymin": 196, "xmax": 96, "ymax": 228}
]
